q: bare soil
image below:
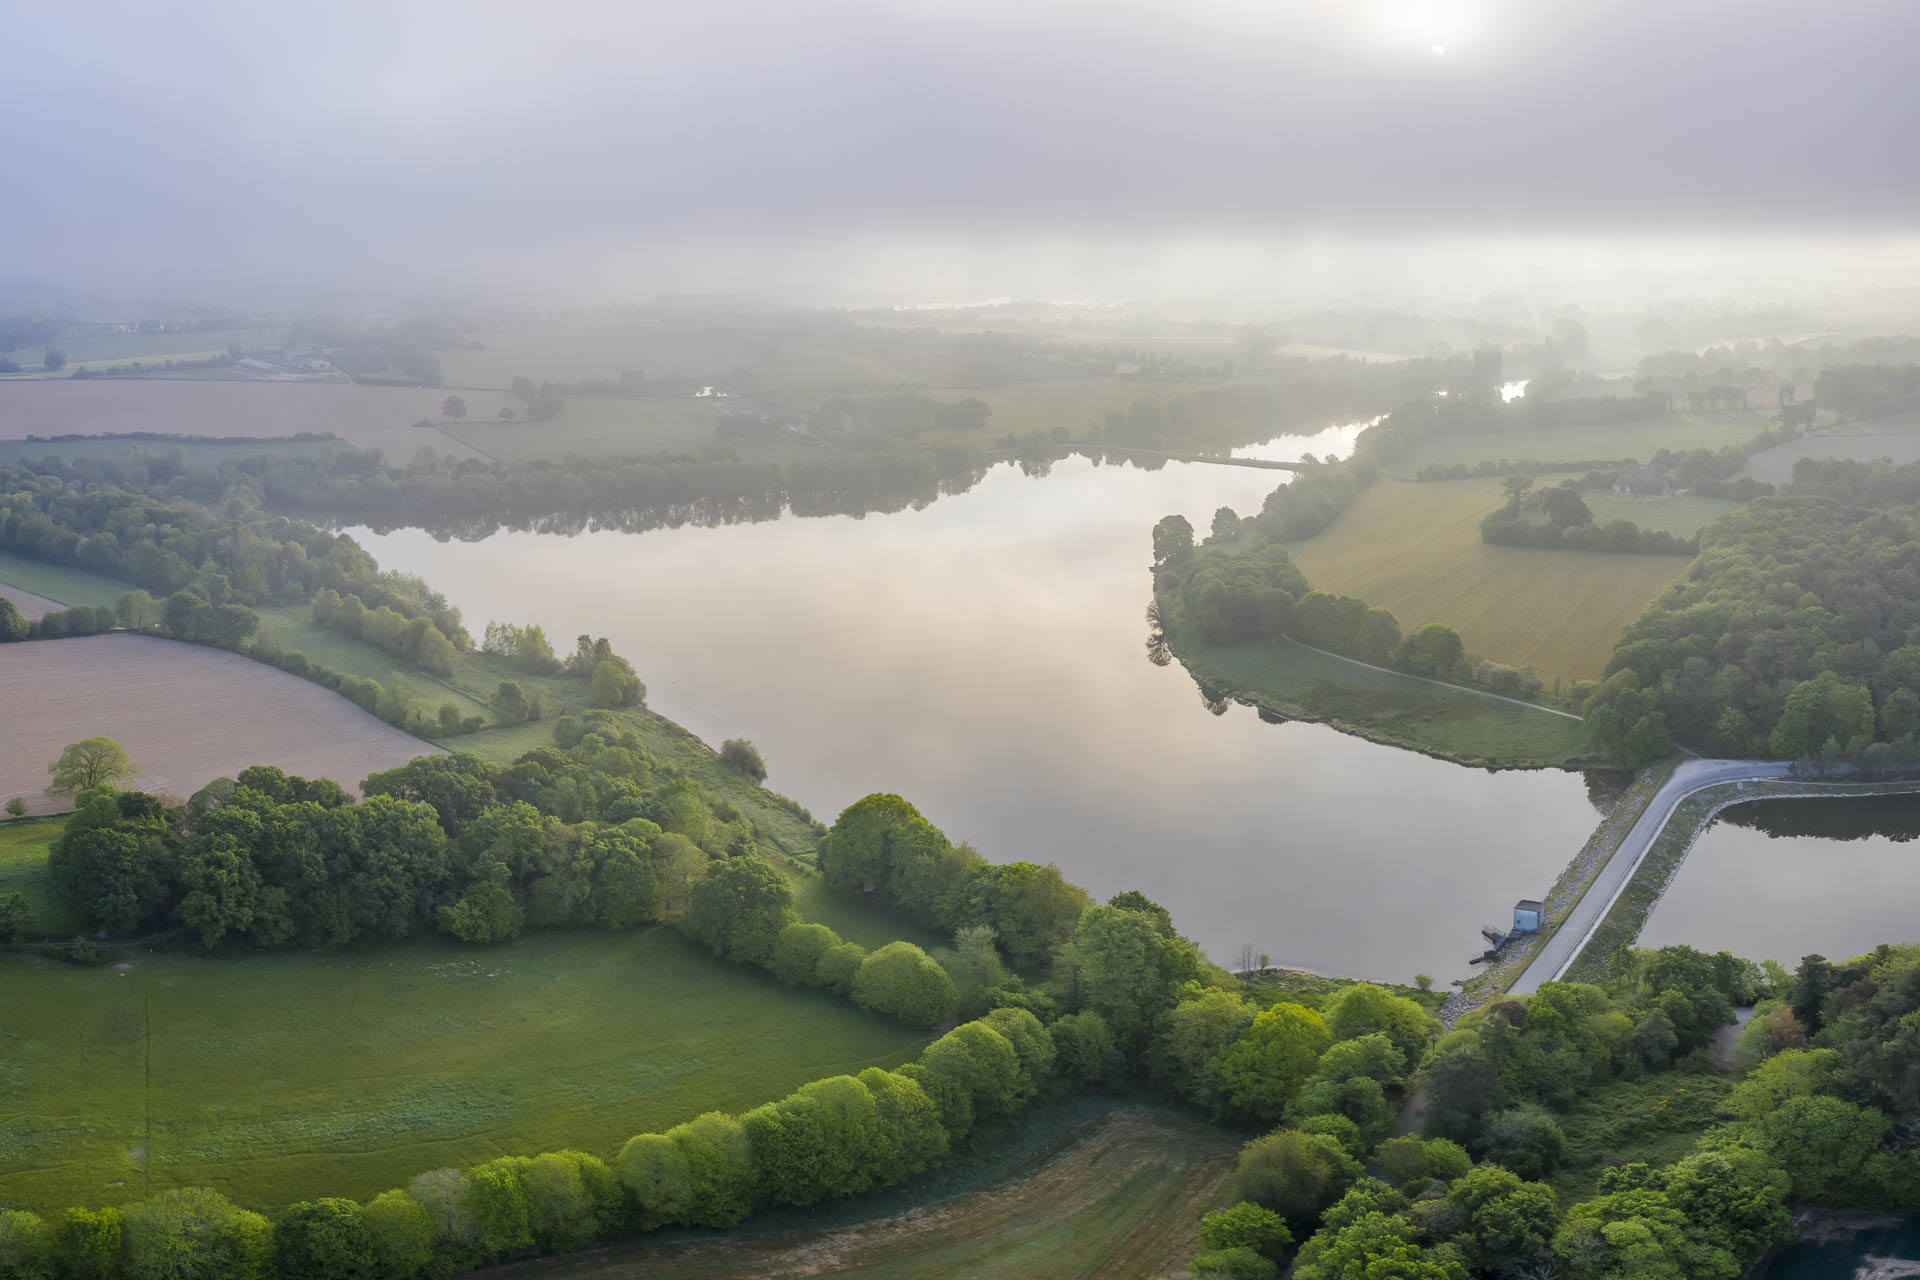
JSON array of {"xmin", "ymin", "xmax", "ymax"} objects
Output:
[
  {"xmin": 0, "ymin": 582, "xmax": 61, "ymax": 621},
  {"xmin": 0, "ymin": 633, "xmax": 437, "ymax": 812}
]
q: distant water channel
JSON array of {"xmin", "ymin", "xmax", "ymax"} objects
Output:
[
  {"xmin": 353, "ymin": 423, "xmax": 1600, "ymax": 980},
  {"xmin": 1639, "ymin": 795, "xmax": 1920, "ymax": 963}
]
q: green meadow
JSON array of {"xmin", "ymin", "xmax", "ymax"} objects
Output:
[
  {"xmin": 1399, "ymin": 409, "xmax": 1768, "ymax": 471},
  {"xmin": 0, "ymin": 928, "xmax": 930, "ymax": 1213}
]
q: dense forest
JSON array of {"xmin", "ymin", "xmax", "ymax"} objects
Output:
[{"xmin": 1587, "ymin": 458, "xmax": 1920, "ymax": 766}]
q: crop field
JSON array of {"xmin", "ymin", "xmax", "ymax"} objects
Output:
[
  {"xmin": 2, "ymin": 328, "xmax": 283, "ymax": 372},
  {"xmin": 1295, "ymin": 477, "xmax": 1690, "ymax": 681},
  {"xmin": 0, "ymin": 819, "xmax": 81, "ymax": 935},
  {"xmin": 0, "ymin": 927, "xmax": 928, "ymax": 1213},
  {"xmin": 1398, "ymin": 409, "xmax": 1767, "ymax": 472},
  {"xmin": 0, "ymin": 634, "xmax": 437, "ymax": 813},
  {"xmin": 1581, "ymin": 491, "xmax": 1745, "ymax": 537},
  {"xmin": 1171, "ymin": 631, "xmax": 1587, "ymax": 769},
  {"xmin": 0, "ymin": 581, "xmax": 63, "ymax": 621},
  {"xmin": 1744, "ymin": 432, "xmax": 1920, "ymax": 484},
  {"xmin": 476, "ymin": 1108, "xmax": 1237, "ymax": 1280},
  {"xmin": 440, "ymin": 394, "xmax": 724, "ymax": 461},
  {"xmin": 0, "ymin": 379, "xmax": 504, "ymax": 460}
]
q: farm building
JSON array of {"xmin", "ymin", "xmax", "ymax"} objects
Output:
[{"xmin": 1612, "ymin": 463, "xmax": 1671, "ymax": 497}]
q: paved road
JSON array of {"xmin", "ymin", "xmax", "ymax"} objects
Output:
[{"xmin": 1508, "ymin": 758, "xmax": 1793, "ymax": 994}]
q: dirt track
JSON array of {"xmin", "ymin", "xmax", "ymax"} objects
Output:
[{"xmin": 0, "ymin": 633, "xmax": 438, "ymax": 812}]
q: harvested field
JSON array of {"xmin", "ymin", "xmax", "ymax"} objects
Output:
[
  {"xmin": 472, "ymin": 1108, "xmax": 1238, "ymax": 1280},
  {"xmin": 1743, "ymin": 432, "xmax": 1920, "ymax": 484},
  {"xmin": 0, "ymin": 581, "xmax": 62, "ymax": 621},
  {"xmin": 0, "ymin": 379, "xmax": 501, "ymax": 460},
  {"xmin": 1295, "ymin": 477, "xmax": 1690, "ymax": 681},
  {"xmin": 442, "ymin": 394, "xmax": 722, "ymax": 461},
  {"xmin": 0, "ymin": 633, "xmax": 437, "ymax": 813},
  {"xmin": 0, "ymin": 928, "xmax": 928, "ymax": 1211}
]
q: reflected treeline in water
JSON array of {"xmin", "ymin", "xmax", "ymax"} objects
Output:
[
  {"xmin": 1720, "ymin": 794, "xmax": 1920, "ymax": 843},
  {"xmin": 1755, "ymin": 1219, "xmax": 1920, "ymax": 1277}
]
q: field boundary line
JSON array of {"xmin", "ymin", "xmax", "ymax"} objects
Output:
[{"xmin": 1280, "ymin": 636, "xmax": 1583, "ymax": 721}]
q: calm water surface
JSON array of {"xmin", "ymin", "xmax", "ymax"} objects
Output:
[
  {"xmin": 354, "ymin": 428, "xmax": 1597, "ymax": 979},
  {"xmin": 1640, "ymin": 796, "xmax": 1920, "ymax": 963},
  {"xmin": 1757, "ymin": 1221, "xmax": 1920, "ymax": 1278}
]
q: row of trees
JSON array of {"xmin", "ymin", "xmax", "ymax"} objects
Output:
[
  {"xmin": 311, "ymin": 587, "xmax": 460, "ymax": 674},
  {"xmin": 1479, "ymin": 478, "xmax": 1698, "ymax": 555}
]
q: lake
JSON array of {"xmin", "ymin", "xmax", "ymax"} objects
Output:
[
  {"xmin": 352, "ymin": 424, "xmax": 1600, "ymax": 980},
  {"xmin": 1640, "ymin": 795, "xmax": 1920, "ymax": 963},
  {"xmin": 1756, "ymin": 1219, "xmax": 1920, "ymax": 1278}
]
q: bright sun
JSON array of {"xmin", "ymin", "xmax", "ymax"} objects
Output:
[{"xmin": 1363, "ymin": 0, "xmax": 1488, "ymax": 57}]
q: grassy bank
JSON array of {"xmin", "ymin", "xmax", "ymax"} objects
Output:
[
  {"xmin": 1164, "ymin": 621, "xmax": 1588, "ymax": 769},
  {"xmin": 0, "ymin": 819, "xmax": 82, "ymax": 935},
  {"xmin": 0, "ymin": 928, "xmax": 930, "ymax": 1214}
]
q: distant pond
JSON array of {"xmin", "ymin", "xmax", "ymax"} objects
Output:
[
  {"xmin": 1755, "ymin": 1218, "xmax": 1920, "ymax": 1278},
  {"xmin": 352, "ymin": 429, "xmax": 1604, "ymax": 981},
  {"xmin": 1639, "ymin": 795, "xmax": 1920, "ymax": 964}
]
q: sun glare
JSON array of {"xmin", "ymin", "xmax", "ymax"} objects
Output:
[{"xmin": 1363, "ymin": 0, "xmax": 1489, "ymax": 57}]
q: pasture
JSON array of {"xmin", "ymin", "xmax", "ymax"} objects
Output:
[
  {"xmin": 0, "ymin": 549, "xmax": 132, "ymax": 610},
  {"xmin": 439, "ymin": 394, "xmax": 723, "ymax": 461},
  {"xmin": 1294, "ymin": 477, "xmax": 1690, "ymax": 681},
  {"xmin": 0, "ymin": 379, "xmax": 501, "ymax": 460},
  {"xmin": 1399, "ymin": 409, "xmax": 1767, "ymax": 472},
  {"xmin": 1744, "ymin": 432, "xmax": 1920, "ymax": 484},
  {"xmin": 0, "ymin": 927, "xmax": 928, "ymax": 1213},
  {"xmin": 0, "ymin": 819, "xmax": 81, "ymax": 935},
  {"xmin": 475, "ymin": 1108, "xmax": 1236, "ymax": 1280},
  {"xmin": 0, "ymin": 634, "xmax": 437, "ymax": 813},
  {"xmin": 1171, "ymin": 631, "xmax": 1587, "ymax": 769},
  {"xmin": 1580, "ymin": 491, "xmax": 1744, "ymax": 537}
]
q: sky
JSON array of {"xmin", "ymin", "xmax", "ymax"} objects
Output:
[{"xmin": 7, "ymin": 0, "xmax": 1919, "ymax": 307}]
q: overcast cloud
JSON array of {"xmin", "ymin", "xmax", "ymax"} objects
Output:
[{"xmin": 6, "ymin": 0, "xmax": 1917, "ymax": 304}]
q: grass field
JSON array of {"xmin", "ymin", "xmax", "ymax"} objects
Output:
[
  {"xmin": 0, "ymin": 819, "xmax": 81, "ymax": 935},
  {"xmin": 1549, "ymin": 1071, "xmax": 1734, "ymax": 1204},
  {"xmin": 0, "ymin": 380, "xmax": 502, "ymax": 460},
  {"xmin": 1581, "ymin": 491, "xmax": 1744, "ymax": 537},
  {"xmin": 0, "ymin": 549, "xmax": 131, "ymax": 609},
  {"xmin": 1294, "ymin": 477, "xmax": 1691, "ymax": 681},
  {"xmin": 474, "ymin": 1107, "xmax": 1237, "ymax": 1280},
  {"xmin": 0, "ymin": 928, "xmax": 929, "ymax": 1213},
  {"xmin": 0, "ymin": 634, "xmax": 437, "ymax": 814},
  {"xmin": 439, "ymin": 395, "xmax": 723, "ymax": 461},
  {"xmin": 1399, "ymin": 410, "xmax": 1768, "ymax": 472},
  {"xmin": 1168, "ymin": 629, "xmax": 1588, "ymax": 769}
]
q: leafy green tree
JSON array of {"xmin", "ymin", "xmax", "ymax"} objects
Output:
[
  {"xmin": 1198, "ymin": 1201, "xmax": 1292, "ymax": 1261},
  {"xmin": 1323, "ymin": 983, "xmax": 1439, "ymax": 1066},
  {"xmin": 1749, "ymin": 1094, "xmax": 1887, "ymax": 1201},
  {"xmin": 360, "ymin": 1190, "xmax": 433, "ymax": 1280},
  {"xmin": 1292, "ymin": 1210, "xmax": 1467, "ymax": 1280},
  {"xmin": 116, "ymin": 589, "xmax": 160, "ymax": 630},
  {"xmin": 46, "ymin": 737, "xmax": 137, "ymax": 797},
  {"xmin": 1661, "ymin": 1147, "xmax": 1793, "ymax": 1263},
  {"xmin": 1150, "ymin": 988, "xmax": 1254, "ymax": 1112},
  {"xmin": 719, "ymin": 738, "xmax": 767, "ymax": 782},
  {"xmin": 856, "ymin": 1067, "xmax": 949, "ymax": 1183},
  {"xmin": 1068, "ymin": 902, "xmax": 1204, "ymax": 1051},
  {"xmin": 464, "ymin": 1156, "xmax": 533, "ymax": 1259},
  {"xmin": 666, "ymin": 1111, "xmax": 757, "ymax": 1228},
  {"xmin": 1231, "ymin": 1128, "xmax": 1362, "ymax": 1223},
  {"xmin": 521, "ymin": 1150, "xmax": 620, "ymax": 1253},
  {"xmin": 1791, "ymin": 953, "xmax": 1832, "ymax": 1033},
  {"xmin": 770, "ymin": 922, "xmax": 842, "ymax": 987},
  {"xmin": 0, "ymin": 890, "xmax": 32, "ymax": 942},
  {"xmin": 815, "ymin": 940, "xmax": 867, "ymax": 994},
  {"xmin": 0, "ymin": 1211, "xmax": 52, "ymax": 1280},
  {"xmin": 43, "ymin": 349, "xmax": 64, "ymax": 371},
  {"xmin": 272, "ymin": 1198, "xmax": 376, "ymax": 1280},
  {"xmin": 1370, "ymin": 1136, "xmax": 1471, "ymax": 1191},
  {"xmin": 120, "ymin": 1186, "xmax": 273, "ymax": 1280},
  {"xmin": 0, "ymin": 599, "xmax": 26, "ymax": 642},
  {"xmin": 1481, "ymin": 1103, "xmax": 1568, "ymax": 1180},
  {"xmin": 589, "ymin": 660, "xmax": 643, "ymax": 708},
  {"xmin": 442, "ymin": 395, "xmax": 467, "ymax": 420},
  {"xmin": 898, "ymin": 1021, "xmax": 1022, "ymax": 1141},
  {"xmin": 51, "ymin": 1206, "xmax": 121, "ymax": 1280},
  {"xmin": 1152, "ymin": 513, "xmax": 1195, "ymax": 566},
  {"xmin": 616, "ymin": 1133, "xmax": 696, "ymax": 1229},
  {"xmin": 1049, "ymin": 1010, "xmax": 1120, "ymax": 1085},
  {"xmin": 1216, "ymin": 1002, "xmax": 1332, "ymax": 1125},
  {"xmin": 407, "ymin": 1168, "xmax": 482, "ymax": 1268},
  {"xmin": 1446, "ymin": 1165, "xmax": 1560, "ymax": 1272},
  {"xmin": 1190, "ymin": 1247, "xmax": 1278, "ymax": 1279},
  {"xmin": 1770, "ymin": 671, "xmax": 1875, "ymax": 758},
  {"xmin": 980, "ymin": 1006, "xmax": 1055, "ymax": 1097},
  {"xmin": 1403, "ymin": 622, "xmax": 1466, "ymax": 677},
  {"xmin": 853, "ymin": 941, "xmax": 959, "ymax": 1026},
  {"xmin": 437, "ymin": 870, "xmax": 525, "ymax": 943},
  {"xmin": 684, "ymin": 855, "xmax": 796, "ymax": 966}
]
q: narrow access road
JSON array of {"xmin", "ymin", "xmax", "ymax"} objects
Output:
[
  {"xmin": 1284, "ymin": 637, "xmax": 1585, "ymax": 721},
  {"xmin": 1508, "ymin": 758, "xmax": 1792, "ymax": 995}
]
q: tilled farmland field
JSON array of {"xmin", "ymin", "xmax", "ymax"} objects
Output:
[{"xmin": 0, "ymin": 633, "xmax": 436, "ymax": 812}]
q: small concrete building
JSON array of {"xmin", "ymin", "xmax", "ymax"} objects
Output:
[{"xmin": 1512, "ymin": 899, "xmax": 1546, "ymax": 934}]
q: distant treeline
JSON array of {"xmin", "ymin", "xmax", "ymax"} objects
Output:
[{"xmin": 1479, "ymin": 480, "xmax": 1698, "ymax": 556}]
